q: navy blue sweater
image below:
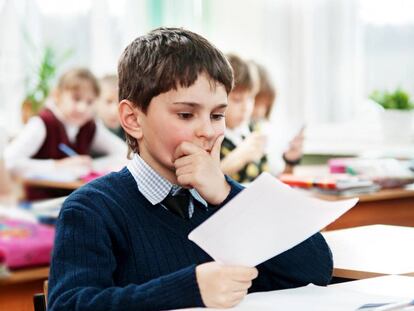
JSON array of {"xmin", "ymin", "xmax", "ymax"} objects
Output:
[{"xmin": 48, "ymin": 167, "xmax": 333, "ymax": 310}]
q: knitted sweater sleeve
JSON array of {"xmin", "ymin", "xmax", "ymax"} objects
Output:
[
  {"xmin": 47, "ymin": 199, "xmax": 203, "ymax": 311},
  {"xmin": 251, "ymin": 232, "xmax": 333, "ymax": 292}
]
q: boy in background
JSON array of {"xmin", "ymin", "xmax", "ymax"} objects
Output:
[
  {"xmin": 220, "ymin": 54, "xmax": 268, "ymax": 183},
  {"xmin": 48, "ymin": 28, "xmax": 333, "ymax": 311},
  {"xmin": 97, "ymin": 74, "xmax": 124, "ymax": 139},
  {"xmin": 4, "ymin": 68, "xmax": 127, "ymax": 200}
]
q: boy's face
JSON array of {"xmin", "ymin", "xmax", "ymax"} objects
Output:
[
  {"xmin": 138, "ymin": 73, "xmax": 227, "ymax": 183},
  {"xmin": 252, "ymin": 100, "xmax": 268, "ymax": 121},
  {"xmin": 56, "ymin": 79, "xmax": 97, "ymax": 127},
  {"xmin": 225, "ymin": 89, "xmax": 255, "ymax": 129},
  {"xmin": 98, "ymin": 85, "xmax": 119, "ymax": 129}
]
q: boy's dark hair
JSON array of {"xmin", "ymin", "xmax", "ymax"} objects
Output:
[
  {"xmin": 118, "ymin": 27, "xmax": 234, "ymax": 155},
  {"xmin": 58, "ymin": 68, "xmax": 100, "ymax": 96},
  {"xmin": 226, "ymin": 53, "xmax": 257, "ymax": 93}
]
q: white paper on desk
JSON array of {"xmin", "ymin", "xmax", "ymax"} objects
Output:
[
  {"xmin": 188, "ymin": 172, "xmax": 358, "ymax": 267},
  {"xmin": 0, "ymin": 204, "xmax": 38, "ymax": 223},
  {"xmin": 233, "ymin": 284, "xmax": 405, "ymax": 311},
  {"xmin": 170, "ymin": 283, "xmax": 406, "ymax": 311}
]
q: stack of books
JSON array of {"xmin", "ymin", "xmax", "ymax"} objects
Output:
[
  {"xmin": 328, "ymin": 158, "xmax": 414, "ymax": 189},
  {"xmin": 279, "ymin": 174, "xmax": 380, "ymax": 196}
]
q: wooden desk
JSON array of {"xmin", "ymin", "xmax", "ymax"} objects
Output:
[
  {"xmin": 318, "ymin": 187, "xmax": 414, "ymax": 230},
  {"xmin": 322, "ymin": 225, "xmax": 414, "ymax": 279},
  {"xmin": 295, "ymin": 165, "xmax": 414, "ymax": 230},
  {"xmin": 0, "ymin": 266, "xmax": 49, "ymax": 311},
  {"xmin": 23, "ymin": 178, "xmax": 84, "ymax": 190}
]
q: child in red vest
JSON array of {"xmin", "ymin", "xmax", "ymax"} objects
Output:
[{"xmin": 5, "ymin": 68, "xmax": 127, "ymax": 200}]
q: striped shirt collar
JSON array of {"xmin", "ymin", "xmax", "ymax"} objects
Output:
[{"xmin": 127, "ymin": 153, "xmax": 208, "ymax": 208}]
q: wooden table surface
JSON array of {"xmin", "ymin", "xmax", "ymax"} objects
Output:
[
  {"xmin": 23, "ymin": 178, "xmax": 85, "ymax": 190},
  {"xmin": 0, "ymin": 266, "xmax": 49, "ymax": 311}
]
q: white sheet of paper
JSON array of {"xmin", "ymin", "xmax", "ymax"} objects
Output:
[
  {"xmin": 188, "ymin": 172, "xmax": 358, "ymax": 267},
  {"xmin": 171, "ymin": 282, "xmax": 408, "ymax": 311},
  {"xmin": 0, "ymin": 204, "xmax": 38, "ymax": 223}
]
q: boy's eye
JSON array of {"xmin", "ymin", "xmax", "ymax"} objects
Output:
[
  {"xmin": 177, "ymin": 112, "xmax": 193, "ymax": 119},
  {"xmin": 211, "ymin": 113, "xmax": 225, "ymax": 121}
]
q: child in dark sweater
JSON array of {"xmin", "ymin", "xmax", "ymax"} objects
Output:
[{"xmin": 48, "ymin": 28, "xmax": 333, "ymax": 311}]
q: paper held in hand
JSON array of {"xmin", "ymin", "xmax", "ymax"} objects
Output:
[{"xmin": 188, "ymin": 172, "xmax": 358, "ymax": 267}]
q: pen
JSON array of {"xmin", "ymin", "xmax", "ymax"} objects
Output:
[
  {"xmin": 58, "ymin": 143, "xmax": 78, "ymax": 157},
  {"xmin": 372, "ymin": 299, "xmax": 414, "ymax": 311}
]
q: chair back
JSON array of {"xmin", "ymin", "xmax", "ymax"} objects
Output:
[{"xmin": 33, "ymin": 280, "xmax": 48, "ymax": 311}]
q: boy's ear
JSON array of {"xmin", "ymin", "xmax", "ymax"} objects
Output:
[{"xmin": 119, "ymin": 99, "xmax": 144, "ymax": 140}]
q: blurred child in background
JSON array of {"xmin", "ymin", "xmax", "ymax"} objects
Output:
[
  {"xmin": 97, "ymin": 74, "xmax": 124, "ymax": 139},
  {"xmin": 0, "ymin": 128, "xmax": 14, "ymax": 203},
  {"xmin": 252, "ymin": 62, "xmax": 304, "ymax": 174},
  {"xmin": 220, "ymin": 54, "xmax": 268, "ymax": 183},
  {"xmin": 5, "ymin": 68, "xmax": 127, "ymax": 200}
]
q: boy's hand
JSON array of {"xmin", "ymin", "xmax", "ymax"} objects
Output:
[
  {"xmin": 196, "ymin": 262, "xmax": 258, "ymax": 308},
  {"xmin": 174, "ymin": 135, "xmax": 230, "ymax": 205},
  {"xmin": 233, "ymin": 132, "xmax": 267, "ymax": 163},
  {"xmin": 283, "ymin": 128, "xmax": 304, "ymax": 163}
]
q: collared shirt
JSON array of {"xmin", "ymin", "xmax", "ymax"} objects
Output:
[
  {"xmin": 224, "ymin": 124, "xmax": 251, "ymax": 146},
  {"xmin": 127, "ymin": 153, "xmax": 208, "ymax": 218}
]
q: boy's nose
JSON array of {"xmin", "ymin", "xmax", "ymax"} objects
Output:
[
  {"xmin": 76, "ymin": 101, "xmax": 88, "ymax": 113},
  {"xmin": 196, "ymin": 119, "xmax": 215, "ymax": 139}
]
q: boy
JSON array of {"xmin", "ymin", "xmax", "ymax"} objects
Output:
[
  {"xmin": 48, "ymin": 28, "xmax": 333, "ymax": 311},
  {"xmin": 97, "ymin": 74, "xmax": 125, "ymax": 139},
  {"xmin": 220, "ymin": 54, "xmax": 269, "ymax": 183}
]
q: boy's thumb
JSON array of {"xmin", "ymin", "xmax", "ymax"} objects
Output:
[{"xmin": 211, "ymin": 135, "xmax": 224, "ymax": 161}]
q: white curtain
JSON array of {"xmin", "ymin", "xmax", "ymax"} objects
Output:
[
  {"xmin": 122, "ymin": 0, "xmax": 149, "ymax": 47},
  {"xmin": 0, "ymin": 0, "xmax": 363, "ymax": 134},
  {"xmin": 261, "ymin": 0, "xmax": 362, "ymax": 124},
  {"xmin": 90, "ymin": 0, "xmax": 119, "ymax": 77},
  {"xmin": 0, "ymin": 0, "xmax": 43, "ymax": 133}
]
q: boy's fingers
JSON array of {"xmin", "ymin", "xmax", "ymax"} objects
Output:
[
  {"xmin": 226, "ymin": 266, "xmax": 258, "ymax": 281},
  {"xmin": 174, "ymin": 142, "xmax": 202, "ymax": 160},
  {"xmin": 176, "ymin": 173, "xmax": 194, "ymax": 188},
  {"xmin": 230, "ymin": 280, "xmax": 253, "ymax": 291},
  {"xmin": 210, "ymin": 135, "xmax": 224, "ymax": 161},
  {"xmin": 174, "ymin": 155, "xmax": 193, "ymax": 168},
  {"xmin": 175, "ymin": 165, "xmax": 193, "ymax": 176}
]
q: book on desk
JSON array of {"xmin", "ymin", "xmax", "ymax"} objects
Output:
[{"xmin": 279, "ymin": 174, "xmax": 380, "ymax": 196}]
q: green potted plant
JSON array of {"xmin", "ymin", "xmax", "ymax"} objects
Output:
[
  {"xmin": 369, "ymin": 88, "xmax": 414, "ymax": 143},
  {"xmin": 22, "ymin": 46, "xmax": 71, "ymax": 123}
]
